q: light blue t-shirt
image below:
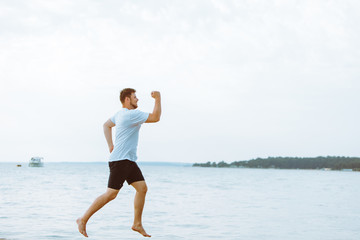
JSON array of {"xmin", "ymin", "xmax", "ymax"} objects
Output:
[{"xmin": 109, "ymin": 108, "xmax": 149, "ymax": 162}]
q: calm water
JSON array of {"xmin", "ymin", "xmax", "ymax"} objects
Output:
[{"xmin": 0, "ymin": 162, "xmax": 359, "ymax": 240}]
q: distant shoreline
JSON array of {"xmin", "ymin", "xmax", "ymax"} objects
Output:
[
  {"xmin": 0, "ymin": 161, "xmax": 192, "ymax": 167},
  {"xmin": 193, "ymin": 156, "xmax": 360, "ymax": 171}
]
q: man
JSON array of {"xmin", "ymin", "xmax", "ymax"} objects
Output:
[{"xmin": 76, "ymin": 88, "xmax": 161, "ymax": 238}]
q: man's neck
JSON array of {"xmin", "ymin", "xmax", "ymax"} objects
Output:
[{"xmin": 122, "ymin": 105, "xmax": 134, "ymax": 110}]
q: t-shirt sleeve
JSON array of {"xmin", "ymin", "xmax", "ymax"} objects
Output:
[
  {"xmin": 130, "ymin": 110, "xmax": 149, "ymax": 126},
  {"xmin": 110, "ymin": 114, "xmax": 116, "ymax": 124}
]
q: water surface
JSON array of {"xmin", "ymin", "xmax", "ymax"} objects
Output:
[{"xmin": 0, "ymin": 162, "xmax": 359, "ymax": 240}]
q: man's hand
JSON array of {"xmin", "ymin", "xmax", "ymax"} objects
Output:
[
  {"xmin": 151, "ymin": 91, "xmax": 161, "ymax": 99},
  {"xmin": 109, "ymin": 144, "xmax": 114, "ymax": 153},
  {"xmin": 146, "ymin": 91, "xmax": 161, "ymax": 123}
]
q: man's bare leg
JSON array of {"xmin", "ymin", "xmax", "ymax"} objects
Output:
[
  {"xmin": 131, "ymin": 181, "xmax": 151, "ymax": 237},
  {"xmin": 76, "ymin": 188, "xmax": 119, "ymax": 237}
]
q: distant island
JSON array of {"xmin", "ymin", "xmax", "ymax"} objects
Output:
[{"xmin": 193, "ymin": 156, "xmax": 360, "ymax": 171}]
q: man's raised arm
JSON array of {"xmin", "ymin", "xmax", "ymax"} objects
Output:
[
  {"xmin": 145, "ymin": 91, "xmax": 161, "ymax": 123},
  {"xmin": 103, "ymin": 119, "xmax": 115, "ymax": 153}
]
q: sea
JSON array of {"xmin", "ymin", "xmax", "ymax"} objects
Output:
[{"xmin": 0, "ymin": 162, "xmax": 359, "ymax": 240}]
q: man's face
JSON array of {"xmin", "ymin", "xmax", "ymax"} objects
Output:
[{"xmin": 129, "ymin": 93, "xmax": 139, "ymax": 109}]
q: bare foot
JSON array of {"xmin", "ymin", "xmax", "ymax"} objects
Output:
[
  {"xmin": 76, "ymin": 218, "xmax": 88, "ymax": 237},
  {"xmin": 132, "ymin": 224, "xmax": 151, "ymax": 237}
]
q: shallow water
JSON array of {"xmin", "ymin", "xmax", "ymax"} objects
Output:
[{"xmin": 0, "ymin": 162, "xmax": 359, "ymax": 240}]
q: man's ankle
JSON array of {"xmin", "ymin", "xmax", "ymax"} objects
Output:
[
  {"xmin": 78, "ymin": 217, "xmax": 88, "ymax": 224},
  {"xmin": 132, "ymin": 221, "xmax": 142, "ymax": 226}
]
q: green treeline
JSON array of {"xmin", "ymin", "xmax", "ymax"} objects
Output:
[{"xmin": 193, "ymin": 156, "xmax": 360, "ymax": 170}]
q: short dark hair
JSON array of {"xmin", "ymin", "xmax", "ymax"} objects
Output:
[{"xmin": 120, "ymin": 88, "xmax": 136, "ymax": 103}]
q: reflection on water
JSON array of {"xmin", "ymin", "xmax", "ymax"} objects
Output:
[{"xmin": 0, "ymin": 162, "xmax": 359, "ymax": 240}]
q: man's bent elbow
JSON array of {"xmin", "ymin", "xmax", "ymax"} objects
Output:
[
  {"xmin": 154, "ymin": 114, "xmax": 161, "ymax": 122},
  {"xmin": 146, "ymin": 115, "xmax": 160, "ymax": 123}
]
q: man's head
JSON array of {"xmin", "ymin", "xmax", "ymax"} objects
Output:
[{"xmin": 120, "ymin": 88, "xmax": 138, "ymax": 109}]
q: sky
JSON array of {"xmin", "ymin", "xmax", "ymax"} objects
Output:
[{"xmin": 1, "ymin": 0, "xmax": 359, "ymax": 163}]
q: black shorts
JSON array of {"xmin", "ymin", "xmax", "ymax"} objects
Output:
[{"xmin": 108, "ymin": 160, "xmax": 145, "ymax": 190}]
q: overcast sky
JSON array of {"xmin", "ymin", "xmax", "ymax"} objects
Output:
[{"xmin": 1, "ymin": 0, "xmax": 359, "ymax": 163}]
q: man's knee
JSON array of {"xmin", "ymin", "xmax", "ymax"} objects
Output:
[
  {"xmin": 141, "ymin": 185, "xmax": 148, "ymax": 194},
  {"xmin": 108, "ymin": 192, "xmax": 118, "ymax": 200},
  {"xmin": 106, "ymin": 189, "xmax": 119, "ymax": 200},
  {"xmin": 131, "ymin": 181, "xmax": 148, "ymax": 194},
  {"xmin": 137, "ymin": 184, "xmax": 148, "ymax": 194}
]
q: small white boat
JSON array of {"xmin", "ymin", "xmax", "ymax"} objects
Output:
[{"xmin": 29, "ymin": 157, "xmax": 44, "ymax": 167}]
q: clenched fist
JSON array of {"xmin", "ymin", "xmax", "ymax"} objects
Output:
[{"xmin": 151, "ymin": 91, "xmax": 161, "ymax": 99}]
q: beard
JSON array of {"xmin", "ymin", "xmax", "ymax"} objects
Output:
[{"xmin": 130, "ymin": 102, "xmax": 138, "ymax": 109}]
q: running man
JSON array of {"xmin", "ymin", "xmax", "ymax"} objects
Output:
[{"xmin": 76, "ymin": 88, "xmax": 161, "ymax": 238}]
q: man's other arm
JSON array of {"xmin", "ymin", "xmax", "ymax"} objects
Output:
[
  {"xmin": 103, "ymin": 119, "xmax": 115, "ymax": 153},
  {"xmin": 145, "ymin": 91, "xmax": 161, "ymax": 123}
]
